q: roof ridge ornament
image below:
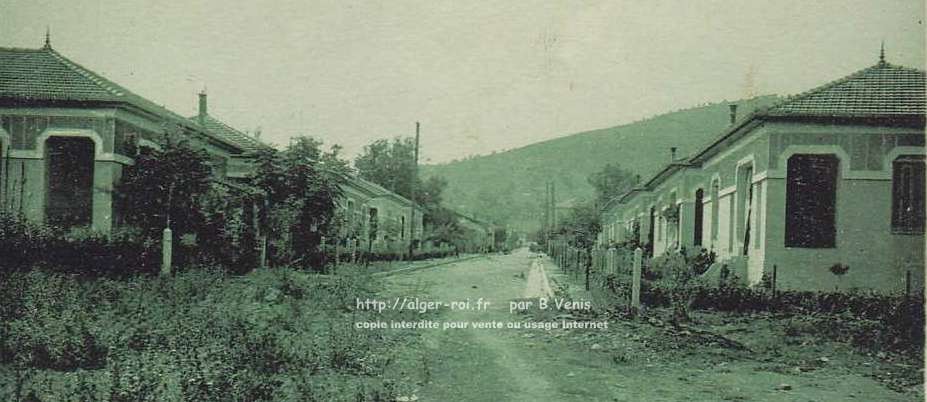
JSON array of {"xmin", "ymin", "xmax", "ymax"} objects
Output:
[
  {"xmin": 43, "ymin": 26, "xmax": 51, "ymax": 50},
  {"xmin": 879, "ymin": 41, "xmax": 885, "ymax": 65}
]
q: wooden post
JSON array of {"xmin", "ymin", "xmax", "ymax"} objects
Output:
[
  {"xmin": 160, "ymin": 227, "xmax": 172, "ymax": 276},
  {"xmin": 906, "ymin": 270, "xmax": 912, "ymax": 300},
  {"xmin": 585, "ymin": 251, "xmax": 591, "ymax": 291},
  {"xmin": 631, "ymin": 247, "xmax": 642, "ymax": 315},
  {"xmin": 364, "ymin": 239, "xmax": 370, "ymax": 267},
  {"xmin": 772, "ymin": 264, "xmax": 778, "ymax": 299},
  {"xmin": 408, "ymin": 122, "xmax": 420, "ymax": 259}
]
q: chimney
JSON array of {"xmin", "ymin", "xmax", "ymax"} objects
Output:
[
  {"xmin": 728, "ymin": 104, "xmax": 738, "ymax": 126},
  {"xmin": 670, "ymin": 147, "xmax": 677, "ymax": 162},
  {"xmin": 198, "ymin": 91, "xmax": 208, "ymax": 118}
]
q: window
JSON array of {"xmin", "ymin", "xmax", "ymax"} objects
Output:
[
  {"xmin": 647, "ymin": 207, "xmax": 655, "ymax": 248},
  {"xmin": 736, "ymin": 164, "xmax": 754, "ymax": 254},
  {"xmin": 347, "ymin": 200, "xmax": 355, "ymax": 224},
  {"xmin": 785, "ymin": 154, "xmax": 838, "ymax": 248},
  {"xmin": 694, "ymin": 188, "xmax": 704, "ymax": 246},
  {"xmin": 368, "ymin": 208, "xmax": 378, "ymax": 240},
  {"xmin": 656, "ymin": 215, "xmax": 662, "ymax": 241},
  {"xmin": 892, "ymin": 155, "xmax": 925, "ymax": 234}
]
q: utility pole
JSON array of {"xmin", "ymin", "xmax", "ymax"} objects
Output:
[
  {"xmin": 550, "ymin": 181, "xmax": 557, "ymax": 229},
  {"xmin": 408, "ymin": 122, "xmax": 420, "ymax": 259},
  {"xmin": 543, "ymin": 182, "xmax": 550, "ymax": 239}
]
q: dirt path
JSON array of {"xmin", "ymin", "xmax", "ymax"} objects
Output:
[{"xmin": 382, "ymin": 248, "xmax": 918, "ymax": 402}]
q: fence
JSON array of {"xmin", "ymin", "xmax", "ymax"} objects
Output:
[
  {"xmin": 545, "ymin": 239, "xmax": 925, "ymax": 329},
  {"xmin": 548, "ymin": 239, "xmax": 645, "ymax": 311}
]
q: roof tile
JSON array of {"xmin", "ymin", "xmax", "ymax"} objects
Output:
[
  {"xmin": 191, "ymin": 114, "xmax": 272, "ymax": 152},
  {"xmin": 0, "ymin": 46, "xmax": 246, "ymax": 151},
  {"xmin": 767, "ymin": 61, "xmax": 926, "ymax": 117}
]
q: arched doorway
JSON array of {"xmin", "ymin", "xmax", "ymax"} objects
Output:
[{"xmin": 46, "ymin": 137, "xmax": 95, "ymax": 229}]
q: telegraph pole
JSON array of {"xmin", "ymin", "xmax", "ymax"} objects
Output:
[
  {"xmin": 408, "ymin": 122, "xmax": 420, "ymax": 259},
  {"xmin": 550, "ymin": 181, "xmax": 557, "ymax": 229},
  {"xmin": 543, "ymin": 182, "xmax": 550, "ymax": 239}
]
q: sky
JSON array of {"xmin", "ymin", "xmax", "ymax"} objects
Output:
[{"xmin": 1, "ymin": 1, "xmax": 924, "ymax": 164}]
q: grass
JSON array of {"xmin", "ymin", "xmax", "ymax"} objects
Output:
[{"xmin": 0, "ymin": 265, "xmax": 428, "ymax": 402}]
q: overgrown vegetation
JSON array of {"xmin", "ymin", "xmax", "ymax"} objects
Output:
[
  {"xmin": 0, "ymin": 215, "xmax": 159, "ymax": 276},
  {"xmin": 551, "ymin": 243, "xmax": 925, "ymax": 358},
  {"xmin": 0, "ymin": 266, "xmax": 424, "ymax": 401},
  {"xmin": 249, "ymin": 136, "xmax": 348, "ymax": 269}
]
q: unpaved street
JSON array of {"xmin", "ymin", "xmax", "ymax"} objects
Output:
[{"xmin": 382, "ymin": 248, "xmax": 919, "ymax": 402}]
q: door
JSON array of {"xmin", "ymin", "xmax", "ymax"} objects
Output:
[{"xmin": 46, "ymin": 137, "xmax": 95, "ymax": 229}]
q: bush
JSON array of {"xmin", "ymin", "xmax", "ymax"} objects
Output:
[
  {"xmin": 638, "ymin": 277, "xmax": 925, "ymax": 353},
  {"xmin": 2, "ymin": 271, "xmax": 108, "ymax": 371},
  {"xmin": 0, "ymin": 213, "xmax": 159, "ymax": 277},
  {"xmin": 0, "ymin": 266, "xmax": 418, "ymax": 401},
  {"xmin": 0, "ymin": 212, "xmax": 55, "ymax": 271}
]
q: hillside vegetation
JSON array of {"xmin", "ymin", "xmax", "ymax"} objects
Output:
[{"xmin": 422, "ymin": 96, "xmax": 780, "ymax": 230}]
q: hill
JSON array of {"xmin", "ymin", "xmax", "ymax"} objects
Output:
[{"xmin": 421, "ymin": 96, "xmax": 781, "ymax": 233}]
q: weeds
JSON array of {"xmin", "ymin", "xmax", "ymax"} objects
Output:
[{"xmin": 0, "ymin": 266, "xmax": 417, "ymax": 401}]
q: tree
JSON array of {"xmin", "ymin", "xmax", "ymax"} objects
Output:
[
  {"xmin": 554, "ymin": 201, "xmax": 602, "ymax": 249},
  {"xmin": 118, "ymin": 140, "xmax": 262, "ymax": 271},
  {"xmin": 587, "ymin": 163, "xmax": 639, "ymax": 207},
  {"xmin": 118, "ymin": 142, "xmax": 212, "ymax": 239},
  {"xmin": 249, "ymin": 136, "xmax": 346, "ymax": 269},
  {"xmin": 354, "ymin": 137, "xmax": 417, "ymax": 199}
]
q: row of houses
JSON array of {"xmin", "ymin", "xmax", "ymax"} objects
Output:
[
  {"xmin": 453, "ymin": 211, "xmax": 495, "ymax": 252},
  {"xmin": 599, "ymin": 52, "xmax": 925, "ymax": 292},
  {"xmin": 0, "ymin": 39, "xmax": 422, "ymax": 251}
]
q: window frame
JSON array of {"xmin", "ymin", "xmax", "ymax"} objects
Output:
[
  {"xmin": 891, "ymin": 155, "xmax": 925, "ymax": 235},
  {"xmin": 784, "ymin": 153, "xmax": 839, "ymax": 249},
  {"xmin": 693, "ymin": 188, "xmax": 705, "ymax": 247}
]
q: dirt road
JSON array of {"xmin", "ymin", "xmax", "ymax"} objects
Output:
[{"xmin": 382, "ymin": 248, "xmax": 918, "ymax": 402}]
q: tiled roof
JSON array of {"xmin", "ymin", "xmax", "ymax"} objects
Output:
[
  {"xmin": 0, "ymin": 46, "xmax": 187, "ymax": 123},
  {"xmin": 765, "ymin": 61, "xmax": 926, "ymax": 118},
  {"xmin": 621, "ymin": 59, "xmax": 926, "ymax": 207},
  {"xmin": 191, "ymin": 113, "xmax": 272, "ymax": 152},
  {"xmin": 0, "ymin": 45, "xmax": 245, "ymax": 151}
]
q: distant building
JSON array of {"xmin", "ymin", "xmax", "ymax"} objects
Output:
[
  {"xmin": 452, "ymin": 211, "xmax": 494, "ymax": 252},
  {"xmin": 0, "ymin": 41, "xmax": 258, "ymax": 232},
  {"xmin": 337, "ymin": 174, "xmax": 424, "ymax": 252},
  {"xmin": 601, "ymin": 54, "xmax": 925, "ymax": 292}
]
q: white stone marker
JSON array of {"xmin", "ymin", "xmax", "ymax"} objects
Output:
[{"xmin": 161, "ymin": 227, "xmax": 172, "ymax": 276}]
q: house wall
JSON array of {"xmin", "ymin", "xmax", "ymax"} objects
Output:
[
  {"xmin": 0, "ymin": 108, "xmax": 246, "ymax": 233},
  {"xmin": 0, "ymin": 111, "xmax": 125, "ymax": 232},
  {"xmin": 613, "ymin": 120, "xmax": 924, "ymax": 292},
  {"xmin": 760, "ymin": 122, "xmax": 925, "ymax": 292},
  {"xmin": 337, "ymin": 181, "xmax": 423, "ymax": 253}
]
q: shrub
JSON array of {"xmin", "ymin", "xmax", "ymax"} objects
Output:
[
  {"xmin": 0, "ymin": 213, "xmax": 159, "ymax": 277},
  {"xmin": 0, "ymin": 212, "xmax": 55, "ymax": 271},
  {"xmin": 2, "ymin": 271, "xmax": 108, "ymax": 370},
  {"xmin": 0, "ymin": 266, "xmax": 417, "ymax": 401}
]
